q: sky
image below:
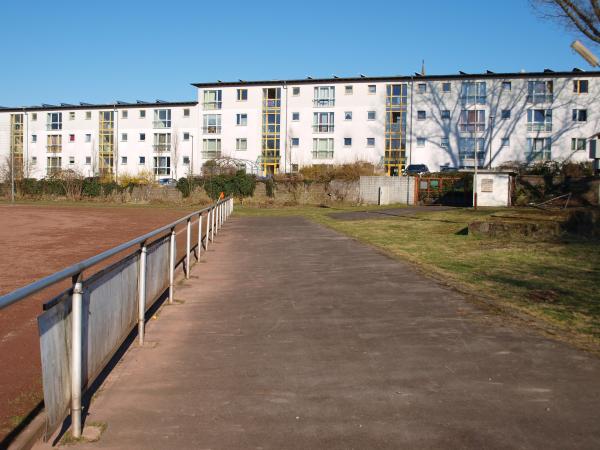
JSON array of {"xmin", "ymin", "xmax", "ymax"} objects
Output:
[{"xmin": 0, "ymin": 0, "xmax": 597, "ymax": 106}]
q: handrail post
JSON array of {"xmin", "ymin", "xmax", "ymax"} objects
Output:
[
  {"xmin": 205, "ymin": 209, "xmax": 210, "ymax": 251},
  {"xmin": 138, "ymin": 243, "xmax": 147, "ymax": 346},
  {"xmin": 71, "ymin": 273, "xmax": 83, "ymax": 439},
  {"xmin": 197, "ymin": 212, "xmax": 202, "ymax": 260},
  {"xmin": 169, "ymin": 227, "xmax": 175, "ymax": 304},
  {"xmin": 185, "ymin": 218, "xmax": 191, "ymax": 279},
  {"xmin": 211, "ymin": 206, "xmax": 215, "ymax": 243}
]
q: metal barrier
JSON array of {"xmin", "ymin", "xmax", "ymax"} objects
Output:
[{"xmin": 0, "ymin": 197, "xmax": 234, "ymax": 440}]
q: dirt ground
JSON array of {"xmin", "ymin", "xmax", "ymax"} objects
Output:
[{"xmin": 0, "ymin": 203, "xmax": 205, "ymax": 442}]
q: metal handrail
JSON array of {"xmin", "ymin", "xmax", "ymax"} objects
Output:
[{"xmin": 0, "ymin": 197, "xmax": 232, "ymax": 311}]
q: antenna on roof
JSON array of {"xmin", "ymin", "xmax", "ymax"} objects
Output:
[
  {"xmin": 359, "ymin": 74, "xmax": 366, "ymax": 78},
  {"xmin": 459, "ymin": 71, "xmax": 467, "ymax": 75},
  {"xmin": 421, "ymin": 59, "xmax": 426, "ymax": 76},
  {"xmin": 486, "ymin": 70, "xmax": 495, "ymax": 74},
  {"xmin": 306, "ymin": 76, "xmax": 313, "ymax": 79},
  {"xmin": 543, "ymin": 68, "xmax": 554, "ymax": 73}
]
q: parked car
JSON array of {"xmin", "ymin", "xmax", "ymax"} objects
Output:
[
  {"xmin": 403, "ymin": 164, "xmax": 430, "ymax": 176},
  {"xmin": 158, "ymin": 178, "xmax": 178, "ymax": 187}
]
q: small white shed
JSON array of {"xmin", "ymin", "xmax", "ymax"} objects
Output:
[{"xmin": 475, "ymin": 171, "xmax": 514, "ymax": 207}]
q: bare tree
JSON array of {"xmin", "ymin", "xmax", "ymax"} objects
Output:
[{"xmin": 531, "ymin": 0, "xmax": 600, "ymax": 44}]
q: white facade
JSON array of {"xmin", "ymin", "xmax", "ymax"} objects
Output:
[{"xmin": 1, "ymin": 69, "xmax": 599, "ymax": 179}]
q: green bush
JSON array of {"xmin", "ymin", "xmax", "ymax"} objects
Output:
[
  {"xmin": 177, "ymin": 177, "xmax": 204, "ymax": 198},
  {"xmin": 204, "ymin": 171, "xmax": 256, "ymax": 200},
  {"xmin": 82, "ymin": 177, "xmax": 102, "ymax": 197}
]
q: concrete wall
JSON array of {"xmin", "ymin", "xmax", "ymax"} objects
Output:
[
  {"xmin": 360, "ymin": 176, "xmax": 415, "ymax": 205},
  {"xmin": 475, "ymin": 172, "xmax": 511, "ymax": 207}
]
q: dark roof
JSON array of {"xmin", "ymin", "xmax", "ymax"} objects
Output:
[
  {"xmin": 191, "ymin": 69, "xmax": 600, "ymax": 88},
  {"xmin": 0, "ymin": 100, "xmax": 197, "ymax": 113}
]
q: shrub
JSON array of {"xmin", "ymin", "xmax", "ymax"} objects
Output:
[
  {"xmin": 203, "ymin": 171, "xmax": 256, "ymax": 200},
  {"xmin": 265, "ymin": 178, "xmax": 275, "ymax": 198},
  {"xmin": 82, "ymin": 177, "xmax": 102, "ymax": 197}
]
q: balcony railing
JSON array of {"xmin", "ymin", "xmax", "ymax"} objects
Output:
[
  {"xmin": 46, "ymin": 124, "xmax": 62, "ymax": 131},
  {"xmin": 459, "ymin": 124, "xmax": 486, "ymax": 132},
  {"xmin": 153, "ymin": 120, "xmax": 171, "ymax": 129},
  {"xmin": 262, "ymin": 126, "xmax": 280, "ymax": 133},
  {"xmin": 386, "ymin": 123, "xmax": 403, "ymax": 133},
  {"xmin": 313, "ymin": 99, "xmax": 335, "ymax": 108},
  {"xmin": 312, "ymin": 151, "xmax": 334, "ymax": 159},
  {"xmin": 46, "ymin": 145, "xmax": 62, "ymax": 153},
  {"xmin": 262, "ymin": 99, "xmax": 280, "ymax": 108},
  {"xmin": 526, "ymin": 150, "xmax": 552, "ymax": 161},
  {"xmin": 203, "ymin": 101, "xmax": 222, "ymax": 110},
  {"xmin": 526, "ymin": 123, "xmax": 552, "ymax": 132},
  {"xmin": 202, "ymin": 126, "xmax": 222, "ymax": 134},
  {"xmin": 460, "ymin": 96, "xmax": 486, "ymax": 105},
  {"xmin": 312, "ymin": 125, "xmax": 335, "ymax": 133},
  {"xmin": 152, "ymin": 144, "xmax": 171, "ymax": 152},
  {"xmin": 527, "ymin": 94, "xmax": 553, "ymax": 104},
  {"xmin": 201, "ymin": 151, "xmax": 221, "ymax": 159}
]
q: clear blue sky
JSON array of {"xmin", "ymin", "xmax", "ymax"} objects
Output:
[{"xmin": 0, "ymin": 0, "xmax": 597, "ymax": 106}]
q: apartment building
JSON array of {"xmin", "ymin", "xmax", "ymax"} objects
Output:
[{"xmin": 1, "ymin": 69, "xmax": 599, "ymax": 179}]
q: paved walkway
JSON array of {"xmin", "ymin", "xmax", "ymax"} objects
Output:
[{"xmin": 39, "ymin": 216, "xmax": 600, "ymax": 449}]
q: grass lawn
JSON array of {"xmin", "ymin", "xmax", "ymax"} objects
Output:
[{"xmin": 235, "ymin": 204, "xmax": 600, "ymax": 347}]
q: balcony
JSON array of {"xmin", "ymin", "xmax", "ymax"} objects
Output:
[
  {"xmin": 313, "ymin": 99, "xmax": 335, "ymax": 108},
  {"xmin": 46, "ymin": 145, "xmax": 62, "ymax": 153},
  {"xmin": 460, "ymin": 96, "xmax": 486, "ymax": 105},
  {"xmin": 527, "ymin": 94, "xmax": 553, "ymax": 104},
  {"xmin": 153, "ymin": 120, "xmax": 171, "ymax": 129},
  {"xmin": 153, "ymin": 144, "xmax": 171, "ymax": 152},
  {"xmin": 526, "ymin": 123, "xmax": 552, "ymax": 132},
  {"xmin": 386, "ymin": 123, "xmax": 403, "ymax": 133},
  {"xmin": 201, "ymin": 151, "xmax": 222, "ymax": 159},
  {"xmin": 459, "ymin": 124, "xmax": 486, "ymax": 133},
  {"xmin": 46, "ymin": 123, "xmax": 62, "ymax": 131},
  {"xmin": 203, "ymin": 101, "xmax": 222, "ymax": 110},
  {"xmin": 202, "ymin": 126, "xmax": 222, "ymax": 134},
  {"xmin": 312, "ymin": 125, "xmax": 335, "ymax": 133},
  {"xmin": 312, "ymin": 151, "xmax": 334, "ymax": 159},
  {"xmin": 262, "ymin": 125, "xmax": 280, "ymax": 134},
  {"xmin": 263, "ymin": 99, "xmax": 281, "ymax": 108}
]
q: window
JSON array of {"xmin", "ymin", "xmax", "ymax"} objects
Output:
[
  {"xmin": 31, "ymin": 113, "xmax": 37, "ymax": 121},
  {"xmin": 47, "ymin": 135, "xmax": 62, "ymax": 153},
  {"xmin": 121, "ymin": 156, "xmax": 128, "ymax": 165},
  {"xmin": 459, "ymin": 110, "xmax": 486, "ymax": 132},
  {"xmin": 461, "ymin": 81, "xmax": 487, "ymax": 105},
  {"xmin": 345, "ymin": 85, "xmax": 353, "ymax": 95},
  {"xmin": 441, "ymin": 110, "xmax": 450, "ymax": 120},
  {"xmin": 69, "ymin": 112, "xmax": 75, "ymax": 120},
  {"xmin": 153, "ymin": 133, "xmax": 171, "ymax": 151},
  {"xmin": 292, "ymin": 87, "xmax": 300, "ymax": 96},
  {"xmin": 84, "ymin": 156, "xmax": 90, "ymax": 164},
  {"xmin": 30, "ymin": 156, "xmax": 37, "ymax": 166},
  {"xmin": 183, "ymin": 156, "xmax": 190, "ymax": 165},
  {"xmin": 312, "ymin": 138, "xmax": 334, "ymax": 159},
  {"xmin": 236, "ymin": 138, "xmax": 248, "ymax": 151},
  {"xmin": 527, "ymin": 109, "xmax": 552, "ymax": 131},
  {"xmin": 204, "ymin": 114, "xmax": 222, "ymax": 133},
  {"xmin": 140, "ymin": 133, "xmax": 146, "ymax": 141},
  {"xmin": 527, "ymin": 80, "xmax": 553, "ymax": 103},
  {"xmin": 183, "ymin": 132, "xmax": 190, "ymax": 141},
  {"xmin": 121, "ymin": 110, "xmax": 128, "ymax": 119},
  {"xmin": 32, "ymin": 134, "xmax": 37, "ymax": 143},
  {"xmin": 292, "ymin": 112, "xmax": 300, "ymax": 121},
  {"xmin": 69, "ymin": 156, "xmax": 75, "ymax": 165},
  {"xmin": 313, "ymin": 86, "xmax": 335, "ymax": 107},
  {"xmin": 139, "ymin": 110, "xmax": 146, "ymax": 118},
  {"xmin": 291, "ymin": 137, "xmax": 300, "ymax": 147},
  {"xmin": 85, "ymin": 111, "xmax": 91, "ymax": 120},
  {"xmin": 313, "ymin": 112, "xmax": 334, "ymax": 132},
  {"xmin": 417, "ymin": 110, "xmax": 427, "ymax": 120},
  {"xmin": 183, "ymin": 108, "xmax": 190, "ymax": 117},
  {"xmin": 418, "ymin": 83, "xmax": 427, "ymax": 93},
  {"xmin": 236, "ymin": 113, "xmax": 248, "ymax": 126},
  {"xmin": 202, "ymin": 138, "xmax": 221, "ymax": 158},
  {"xmin": 47, "ymin": 156, "xmax": 62, "ymax": 176},
  {"xmin": 442, "ymin": 82, "xmax": 451, "ymax": 93},
  {"xmin": 501, "ymin": 109, "xmax": 511, "ymax": 119},
  {"xmin": 344, "ymin": 137, "xmax": 352, "ymax": 146},
  {"xmin": 573, "ymin": 80, "xmax": 588, "ymax": 94},
  {"xmin": 153, "ymin": 156, "xmax": 171, "ymax": 176},
  {"xmin": 139, "ymin": 156, "xmax": 146, "ymax": 164},
  {"xmin": 153, "ymin": 109, "xmax": 171, "ymax": 128},
  {"xmin": 527, "ymin": 137, "xmax": 552, "ymax": 161},
  {"xmin": 441, "ymin": 137, "xmax": 449, "ymax": 148},
  {"xmin": 458, "ymin": 137, "xmax": 486, "ymax": 165},
  {"xmin": 501, "ymin": 81, "xmax": 511, "ymax": 91},
  {"xmin": 572, "ymin": 109, "xmax": 587, "ymax": 122},
  {"xmin": 121, "ymin": 133, "xmax": 128, "ymax": 142},
  {"xmin": 367, "ymin": 137, "xmax": 375, "ymax": 147},
  {"xmin": 416, "ymin": 138, "xmax": 426, "ymax": 147},
  {"xmin": 501, "ymin": 138, "xmax": 510, "ymax": 147},
  {"xmin": 368, "ymin": 85, "xmax": 376, "ymax": 94},
  {"xmin": 47, "ymin": 112, "xmax": 62, "ymax": 130},
  {"xmin": 66, "ymin": 134, "xmax": 75, "ymax": 143},
  {"xmin": 85, "ymin": 134, "xmax": 91, "ymax": 142},
  {"xmin": 367, "ymin": 111, "xmax": 376, "ymax": 121},
  {"xmin": 571, "ymin": 138, "xmax": 587, "ymax": 151},
  {"xmin": 237, "ymin": 89, "xmax": 248, "ymax": 101},
  {"xmin": 203, "ymin": 90, "xmax": 222, "ymax": 110},
  {"xmin": 344, "ymin": 111, "xmax": 352, "ymax": 121}
]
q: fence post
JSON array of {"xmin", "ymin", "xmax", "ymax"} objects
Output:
[
  {"xmin": 138, "ymin": 243, "xmax": 147, "ymax": 346},
  {"xmin": 169, "ymin": 227, "xmax": 175, "ymax": 304},
  {"xmin": 211, "ymin": 206, "xmax": 215, "ymax": 242},
  {"xmin": 186, "ymin": 218, "xmax": 191, "ymax": 279},
  {"xmin": 71, "ymin": 274, "xmax": 83, "ymax": 439},
  {"xmin": 205, "ymin": 209, "xmax": 210, "ymax": 251},
  {"xmin": 197, "ymin": 212, "xmax": 202, "ymax": 260}
]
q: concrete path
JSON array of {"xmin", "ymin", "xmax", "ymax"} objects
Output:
[{"xmin": 39, "ymin": 216, "xmax": 600, "ymax": 449}]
